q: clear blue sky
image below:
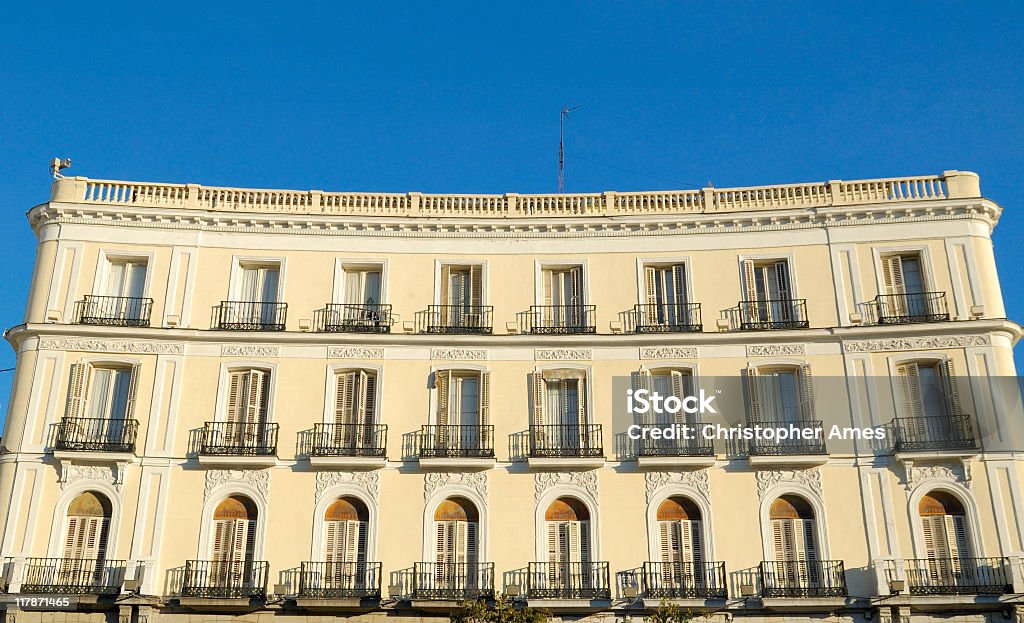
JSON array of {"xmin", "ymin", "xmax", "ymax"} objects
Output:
[{"xmin": 1, "ymin": 2, "xmax": 1022, "ymax": 418}]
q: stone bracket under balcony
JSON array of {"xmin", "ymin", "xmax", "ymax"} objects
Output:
[
  {"xmin": 747, "ymin": 454, "xmax": 829, "ymax": 467},
  {"xmin": 418, "ymin": 457, "xmax": 496, "ymax": 471},
  {"xmin": 55, "ymin": 458, "xmax": 129, "ymax": 488},
  {"xmin": 527, "ymin": 457, "xmax": 606, "ymax": 470},
  {"xmin": 196, "ymin": 455, "xmax": 278, "ymax": 468},
  {"xmin": 53, "ymin": 450, "xmax": 135, "ymax": 465},
  {"xmin": 636, "ymin": 456, "xmax": 717, "ymax": 470},
  {"xmin": 177, "ymin": 597, "xmax": 266, "ymax": 611},
  {"xmin": 308, "ymin": 456, "xmax": 387, "ymax": 470},
  {"xmin": 294, "ymin": 598, "xmax": 377, "ymax": 611}
]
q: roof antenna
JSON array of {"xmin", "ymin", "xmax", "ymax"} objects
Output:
[{"xmin": 558, "ymin": 105, "xmax": 582, "ymax": 193}]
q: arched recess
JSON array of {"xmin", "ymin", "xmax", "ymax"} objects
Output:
[
  {"xmin": 311, "ymin": 486, "xmax": 379, "ymax": 562},
  {"xmin": 198, "ymin": 484, "xmax": 268, "ymax": 560},
  {"xmin": 534, "ymin": 486, "xmax": 601, "ymax": 562},
  {"xmin": 645, "ymin": 487, "xmax": 714, "ymax": 563},
  {"xmin": 907, "ymin": 481, "xmax": 984, "ymax": 560},
  {"xmin": 758, "ymin": 483, "xmax": 831, "ymax": 561},
  {"xmin": 422, "ymin": 484, "xmax": 488, "ymax": 562},
  {"xmin": 47, "ymin": 480, "xmax": 123, "ymax": 559}
]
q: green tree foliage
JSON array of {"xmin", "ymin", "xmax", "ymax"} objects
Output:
[
  {"xmin": 451, "ymin": 596, "xmax": 550, "ymax": 623},
  {"xmin": 645, "ymin": 602, "xmax": 694, "ymax": 623}
]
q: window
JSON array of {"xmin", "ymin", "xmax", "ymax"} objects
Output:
[
  {"xmin": 656, "ymin": 497, "xmax": 703, "ymax": 586},
  {"xmin": 769, "ymin": 495, "xmax": 818, "ymax": 587},
  {"xmin": 918, "ymin": 492, "xmax": 971, "ymax": 578},
  {"xmin": 342, "ymin": 267, "xmax": 382, "ymax": 306},
  {"xmin": 643, "ymin": 264, "xmax": 689, "ymax": 326},
  {"xmin": 211, "ymin": 496, "xmax": 258, "ymax": 587},
  {"xmin": 237, "ymin": 265, "xmax": 280, "ymax": 302},
  {"xmin": 324, "ymin": 498, "xmax": 368, "ymax": 564},
  {"xmin": 63, "ymin": 492, "xmax": 112, "ymax": 562},
  {"xmin": 634, "ymin": 369, "xmax": 695, "ymax": 425},
  {"xmin": 543, "ymin": 266, "xmax": 583, "ymax": 313},
  {"xmin": 332, "ymin": 370, "xmax": 377, "ymax": 447},
  {"xmin": 896, "ymin": 361, "xmax": 959, "ymax": 419},
  {"xmin": 882, "ymin": 253, "xmax": 926, "ymax": 296},
  {"xmin": 66, "ymin": 363, "xmax": 139, "ymax": 424},
  {"xmin": 743, "ymin": 259, "xmax": 791, "ymax": 303},
  {"xmin": 544, "ymin": 497, "xmax": 592, "ymax": 588},
  {"xmin": 745, "ymin": 365, "xmax": 813, "ymax": 423},
  {"xmin": 441, "ymin": 265, "xmax": 483, "ymax": 308},
  {"xmin": 435, "ymin": 371, "xmax": 490, "ymax": 427},
  {"xmin": 432, "ymin": 497, "xmax": 480, "ymax": 589},
  {"xmin": 102, "ymin": 258, "xmax": 147, "ymax": 299},
  {"xmin": 224, "ymin": 369, "xmax": 271, "ymax": 446}
]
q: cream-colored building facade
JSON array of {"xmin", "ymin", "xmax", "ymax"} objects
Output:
[{"xmin": 1, "ymin": 171, "xmax": 1022, "ymax": 623}]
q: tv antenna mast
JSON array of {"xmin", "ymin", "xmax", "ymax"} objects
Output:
[{"xmin": 558, "ymin": 104, "xmax": 582, "ymax": 193}]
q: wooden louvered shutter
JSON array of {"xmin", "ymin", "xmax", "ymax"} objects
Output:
[
  {"xmin": 436, "ymin": 522, "xmax": 453, "ymax": 565},
  {"xmin": 569, "ymin": 267, "xmax": 582, "ymax": 305},
  {"xmin": 120, "ymin": 365, "xmax": 141, "ymax": 423},
  {"xmin": 774, "ymin": 262, "xmax": 791, "ymax": 300},
  {"xmin": 357, "ymin": 371, "xmax": 374, "ymax": 425},
  {"xmin": 687, "ymin": 521, "xmax": 703, "ymax": 566},
  {"xmin": 435, "ymin": 370, "xmax": 451, "ymax": 426},
  {"xmin": 66, "ymin": 363, "xmax": 91, "ymax": 420},
  {"xmin": 335, "ymin": 372, "xmax": 357, "ymax": 425},
  {"xmin": 440, "ymin": 265, "xmax": 452, "ymax": 305},
  {"xmin": 946, "ymin": 515, "xmax": 969, "ymax": 559},
  {"xmin": 227, "ymin": 372, "xmax": 243, "ymax": 424},
  {"xmin": 478, "ymin": 372, "xmax": 491, "ymax": 426},
  {"xmin": 896, "ymin": 363, "xmax": 925, "ymax": 419},
  {"xmin": 465, "ymin": 522, "xmax": 478, "ymax": 565},
  {"xmin": 325, "ymin": 521, "xmax": 341, "ymax": 563},
  {"xmin": 577, "ymin": 521, "xmax": 590, "ymax": 564},
  {"xmin": 745, "ymin": 367, "xmax": 763, "ymax": 422},
  {"xmin": 212, "ymin": 519, "xmax": 230, "ymax": 561},
  {"xmin": 672, "ymin": 264, "xmax": 687, "ymax": 306},
  {"xmin": 644, "ymin": 266, "xmax": 658, "ymax": 307},
  {"xmin": 883, "ymin": 255, "xmax": 905, "ymax": 295},
  {"xmin": 576, "ymin": 377, "xmax": 587, "ymax": 426},
  {"xmin": 659, "ymin": 522, "xmax": 675, "ymax": 564},
  {"xmin": 670, "ymin": 371, "xmax": 694, "ymax": 424},
  {"xmin": 547, "ymin": 523, "xmax": 560, "ymax": 564},
  {"xmin": 940, "ymin": 360, "xmax": 962, "ymax": 416},
  {"xmin": 531, "ymin": 371, "xmax": 546, "ymax": 428},
  {"xmin": 742, "ymin": 260, "xmax": 758, "ymax": 301},
  {"xmin": 799, "ymin": 519, "xmax": 817, "ymax": 562},
  {"xmin": 632, "ymin": 368, "xmax": 652, "ymax": 395},
  {"xmin": 469, "ymin": 265, "xmax": 483, "ymax": 307},
  {"xmin": 542, "ymin": 270, "xmax": 554, "ymax": 306},
  {"xmin": 798, "ymin": 364, "xmax": 815, "ymax": 422},
  {"xmin": 454, "ymin": 521, "xmax": 468, "ymax": 565}
]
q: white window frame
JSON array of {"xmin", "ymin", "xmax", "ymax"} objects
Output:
[
  {"xmin": 645, "ymin": 488, "xmax": 715, "ymax": 564},
  {"xmin": 871, "ymin": 245, "xmax": 937, "ymax": 299},
  {"xmin": 322, "ymin": 363, "xmax": 384, "ymax": 425},
  {"xmin": 885, "ymin": 353, "xmax": 956, "ymax": 422},
  {"xmin": 310, "ymin": 489, "xmax": 378, "ymax": 563},
  {"xmin": 534, "ymin": 260, "xmax": 590, "ymax": 306},
  {"xmin": 90, "ymin": 250, "xmax": 154, "ymax": 298},
  {"xmin": 46, "ymin": 482, "xmax": 123, "ymax": 559},
  {"xmin": 433, "ymin": 260, "xmax": 489, "ymax": 306},
  {"xmin": 227, "ymin": 255, "xmax": 287, "ymax": 302},
  {"xmin": 198, "ymin": 488, "xmax": 268, "ymax": 561},
  {"xmin": 533, "ymin": 488, "xmax": 601, "ymax": 562},
  {"xmin": 214, "ymin": 362, "xmax": 278, "ymax": 424},
  {"xmin": 635, "ymin": 257, "xmax": 694, "ymax": 306},
  {"xmin": 757, "ymin": 487, "xmax": 831, "ymax": 561},
  {"xmin": 737, "ymin": 253, "xmax": 799, "ymax": 301},
  {"xmin": 907, "ymin": 484, "xmax": 985, "ymax": 560},
  {"xmin": 332, "ymin": 259, "xmax": 389, "ymax": 305},
  {"xmin": 421, "ymin": 488, "xmax": 489, "ymax": 562},
  {"xmin": 429, "ymin": 364, "xmax": 488, "ymax": 426}
]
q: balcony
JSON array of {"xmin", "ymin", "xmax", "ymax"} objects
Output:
[
  {"xmin": 738, "ymin": 299, "xmax": 809, "ymax": 330},
  {"xmin": 889, "ymin": 558, "xmax": 1011, "ymax": 595},
  {"xmin": 212, "ymin": 301, "xmax": 287, "ymax": 331},
  {"xmin": 194, "ymin": 422, "xmax": 279, "ymax": 467},
  {"xmin": 520, "ymin": 305, "xmax": 596, "ymax": 335},
  {"xmin": 525, "ymin": 562, "xmax": 610, "ymax": 600},
  {"xmin": 180, "ymin": 560, "xmax": 269, "ymax": 599},
  {"xmin": 425, "ymin": 305, "xmax": 493, "ymax": 335},
  {"xmin": 417, "ymin": 425, "xmax": 495, "ymax": 469},
  {"xmin": 74, "ymin": 295, "xmax": 153, "ymax": 327},
  {"xmin": 317, "ymin": 303, "xmax": 392, "ymax": 333},
  {"xmin": 18, "ymin": 558, "xmax": 126, "ymax": 595},
  {"xmin": 411, "ymin": 563, "xmax": 495, "ymax": 601},
  {"xmin": 298, "ymin": 424, "xmax": 387, "ymax": 469},
  {"xmin": 747, "ymin": 419, "xmax": 827, "ymax": 466},
  {"xmin": 640, "ymin": 562, "xmax": 728, "ymax": 600},
  {"xmin": 636, "ymin": 427, "xmax": 715, "ymax": 469},
  {"xmin": 634, "ymin": 303, "xmax": 702, "ymax": 333},
  {"xmin": 892, "ymin": 414, "xmax": 977, "ymax": 456},
  {"xmin": 52, "ymin": 418, "xmax": 138, "ymax": 457},
  {"xmin": 759, "ymin": 560, "xmax": 846, "ymax": 598},
  {"xmin": 528, "ymin": 424, "xmax": 604, "ymax": 469},
  {"xmin": 875, "ymin": 292, "xmax": 950, "ymax": 324},
  {"xmin": 297, "ymin": 561, "xmax": 382, "ymax": 600}
]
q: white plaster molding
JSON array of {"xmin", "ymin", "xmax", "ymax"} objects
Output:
[
  {"xmin": 430, "ymin": 348, "xmax": 488, "ymax": 360},
  {"xmin": 746, "ymin": 344, "xmax": 805, "ymax": 356},
  {"xmin": 844, "ymin": 335, "xmax": 989, "ymax": 353},
  {"xmin": 644, "ymin": 470, "xmax": 710, "ymax": 502},
  {"xmin": 534, "ymin": 348, "xmax": 592, "ymax": 361},
  {"xmin": 220, "ymin": 344, "xmax": 280, "ymax": 357},
  {"xmin": 316, "ymin": 471, "xmax": 380, "ymax": 499},
  {"xmin": 204, "ymin": 469, "xmax": 271, "ymax": 501},
  {"xmin": 640, "ymin": 347, "xmax": 698, "ymax": 360},
  {"xmin": 39, "ymin": 338, "xmax": 183, "ymax": 355},
  {"xmin": 424, "ymin": 472, "xmax": 487, "ymax": 501},
  {"xmin": 59, "ymin": 463, "xmax": 123, "ymax": 491},
  {"xmin": 904, "ymin": 461, "xmax": 971, "ymax": 490},
  {"xmin": 327, "ymin": 346, "xmax": 385, "ymax": 359},
  {"xmin": 535, "ymin": 471, "xmax": 598, "ymax": 502},
  {"xmin": 756, "ymin": 468, "xmax": 823, "ymax": 499}
]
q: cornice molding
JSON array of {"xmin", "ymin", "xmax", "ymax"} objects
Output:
[
  {"xmin": 327, "ymin": 346, "xmax": 385, "ymax": 359},
  {"xmin": 747, "ymin": 344, "xmax": 805, "ymax": 356},
  {"xmin": 39, "ymin": 337, "xmax": 184, "ymax": 354},
  {"xmin": 221, "ymin": 344, "xmax": 280, "ymax": 357},
  {"xmin": 535, "ymin": 348, "xmax": 592, "ymax": 361},
  {"xmin": 640, "ymin": 347, "xmax": 698, "ymax": 360},
  {"xmin": 315, "ymin": 470, "xmax": 381, "ymax": 499},
  {"xmin": 844, "ymin": 335, "xmax": 989, "ymax": 353},
  {"xmin": 430, "ymin": 348, "xmax": 488, "ymax": 360}
]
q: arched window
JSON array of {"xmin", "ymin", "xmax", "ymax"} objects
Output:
[
  {"xmin": 769, "ymin": 495, "xmax": 817, "ymax": 563},
  {"xmin": 64, "ymin": 492, "xmax": 112, "ymax": 562},
  {"xmin": 656, "ymin": 497, "xmax": 704, "ymax": 587},
  {"xmin": 432, "ymin": 497, "xmax": 480, "ymax": 590},
  {"xmin": 324, "ymin": 497, "xmax": 368, "ymax": 565},
  {"xmin": 544, "ymin": 497, "xmax": 594, "ymax": 589},
  {"xmin": 919, "ymin": 491, "xmax": 970, "ymax": 580},
  {"xmin": 211, "ymin": 496, "xmax": 257, "ymax": 568}
]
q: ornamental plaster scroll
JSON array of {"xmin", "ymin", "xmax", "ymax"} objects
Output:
[
  {"xmin": 534, "ymin": 471, "xmax": 598, "ymax": 502},
  {"xmin": 221, "ymin": 344, "xmax": 280, "ymax": 357},
  {"xmin": 534, "ymin": 348, "xmax": 592, "ymax": 361},
  {"xmin": 640, "ymin": 347, "xmax": 698, "ymax": 360},
  {"xmin": 316, "ymin": 470, "xmax": 381, "ymax": 500},
  {"xmin": 204, "ymin": 469, "xmax": 271, "ymax": 501},
  {"xmin": 644, "ymin": 470, "xmax": 710, "ymax": 503},
  {"xmin": 430, "ymin": 348, "xmax": 488, "ymax": 361},
  {"xmin": 424, "ymin": 472, "xmax": 487, "ymax": 501},
  {"xmin": 38, "ymin": 338, "xmax": 183, "ymax": 355},
  {"xmin": 755, "ymin": 468, "xmax": 823, "ymax": 499},
  {"xmin": 59, "ymin": 463, "xmax": 123, "ymax": 491},
  {"xmin": 746, "ymin": 344, "xmax": 805, "ymax": 357},
  {"xmin": 903, "ymin": 461, "xmax": 971, "ymax": 490},
  {"xmin": 844, "ymin": 335, "xmax": 989, "ymax": 353},
  {"xmin": 327, "ymin": 346, "xmax": 385, "ymax": 360}
]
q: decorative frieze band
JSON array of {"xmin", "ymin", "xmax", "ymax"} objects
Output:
[
  {"xmin": 535, "ymin": 471, "xmax": 599, "ymax": 502},
  {"xmin": 844, "ymin": 335, "xmax": 988, "ymax": 353},
  {"xmin": 746, "ymin": 344, "xmax": 805, "ymax": 357},
  {"xmin": 904, "ymin": 461, "xmax": 971, "ymax": 489},
  {"xmin": 755, "ymin": 468, "xmax": 823, "ymax": 499},
  {"xmin": 59, "ymin": 463, "xmax": 123, "ymax": 491},
  {"xmin": 430, "ymin": 348, "xmax": 487, "ymax": 360},
  {"xmin": 39, "ymin": 338, "xmax": 183, "ymax": 355},
  {"xmin": 640, "ymin": 347, "xmax": 698, "ymax": 360},
  {"xmin": 204, "ymin": 469, "xmax": 271, "ymax": 501},
  {"xmin": 645, "ymin": 470, "xmax": 710, "ymax": 502},
  {"xmin": 316, "ymin": 471, "xmax": 381, "ymax": 499},
  {"xmin": 221, "ymin": 345, "xmax": 280, "ymax": 357},
  {"xmin": 424, "ymin": 472, "xmax": 488, "ymax": 500},
  {"xmin": 535, "ymin": 348, "xmax": 592, "ymax": 361},
  {"xmin": 327, "ymin": 346, "xmax": 385, "ymax": 360}
]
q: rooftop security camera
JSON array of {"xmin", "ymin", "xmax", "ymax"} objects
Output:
[{"xmin": 50, "ymin": 157, "xmax": 72, "ymax": 179}]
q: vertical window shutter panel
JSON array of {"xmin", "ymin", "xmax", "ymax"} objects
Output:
[
  {"xmin": 886, "ymin": 256, "xmax": 905, "ymax": 295},
  {"xmin": 742, "ymin": 260, "xmax": 758, "ymax": 301},
  {"xmin": 941, "ymin": 359, "xmax": 962, "ymax": 416},
  {"xmin": 543, "ymin": 270, "xmax": 553, "ymax": 306},
  {"xmin": 470, "ymin": 265, "xmax": 482, "ymax": 307},
  {"xmin": 896, "ymin": 364, "xmax": 917, "ymax": 419},
  {"xmin": 770, "ymin": 519, "xmax": 787, "ymax": 561},
  {"xmin": 578, "ymin": 521, "xmax": 590, "ymax": 564},
  {"xmin": 231, "ymin": 519, "xmax": 247, "ymax": 563},
  {"xmin": 337, "ymin": 371, "xmax": 356, "ymax": 426},
  {"xmin": 455, "ymin": 521, "xmax": 468, "ymax": 565},
  {"xmin": 357, "ymin": 370, "xmax": 370, "ymax": 426},
  {"xmin": 325, "ymin": 521, "xmax": 338, "ymax": 563},
  {"xmin": 745, "ymin": 367, "xmax": 763, "ymax": 423},
  {"xmin": 435, "ymin": 370, "xmax": 451, "ymax": 426},
  {"xmin": 679, "ymin": 520, "xmax": 693, "ymax": 564},
  {"xmin": 64, "ymin": 517, "xmax": 80, "ymax": 558},
  {"xmin": 531, "ymin": 371, "xmax": 545, "ymax": 428},
  {"xmin": 478, "ymin": 371, "xmax": 490, "ymax": 426},
  {"xmin": 83, "ymin": 516, "xmax": 99, "ymax": 560},
  {"xmin": 123, "ymin": 364, "xmax": 141, "ymax": 422},
  {"xmin": 212, "ymin": 520, "xmax": 228, "ymax": 561},
  {"xmin": 672, "ymin": 264, "xmax": 687, "ymax": 306},
  {"xmin": 344, "ymin": 520, "xmax": 359, "ymax": 564},
  {"xmin": 570, "ymin": 266, "xmax": 582, "ymax": 305},
  {"xmin": 905, "ymin": 363, "xmax": 925, "ymax": 419},
  {"xmin": 922, "ymin": 516, "xmax": 939, "ymax": 560},
  {"xmin": 567, "ymin": 521, "xmax": 580, "ymax": 563},
  {"xmin": 435, "ymin": 522, "xmax": 447, "ymax": 564},
  {"xmin": 632, "ymin": 368, "xmax": 652, "ymax": 395},
  {"xmin": 257, "ymin": 370, "xmax": 270, "ymax": 424},
  {"xmin": 356, "ymin": 520, "xmax": 368, "ymax": 564},
  {"xmin": 689, "ymin": 520, "xmax": 703, "ymax": 567},
  {"xmin": 946, "ymin": 515, "xmax": 968, "ymax": 559},
  {"xmin": 644, "ymin": 266, "xmax": 658, "ymax": 308},
  {"xmin": 659, "ymin": 522, "xmax": 672, "ymax": 564},
  {"xmin": 466, "ymin": 522, "xmax": 478, "ymax": 565},
  {"xmin": 66, "ymin": 363, "xmax": 91, "ymax": 420},
  {"xmin": 244, "ymin": 519, "xmax": 257, "ymax": 561},
  {"xmin": 801, "ymin": 519, "xmax": 817, "ymax": 562},
  {"xmin": 774, "ymin": 262, "xmax": 791, "ymax": 300},
  {"xmin": 546, "ymin": 523, "xmax": 559, "ymax": 564},
  {"xmin": 670, "ymin": 371, "xmax": 691, "ymax": 425},
  {"xmin": 244, "ymin": 370, "xmax": 260, "ymax": 425},
  {"xmin": 799, "ymin": 364, "xmax": 815, "ymax": 422},
  {"xmin": 440, "ymin": 265, "xmax": 452, "ymax": 305},
  {"xmin": 577, "ymin": 378, "xmax": 587, "ymax": 426},
  {"xmin": 363, "ymin": 372, "xmax": 377, "ymax": 424},
  {"xmin": 227, "ymin": 372, "xmax": 243, "ymax": 424}
]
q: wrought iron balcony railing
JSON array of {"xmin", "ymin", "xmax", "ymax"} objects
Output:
[
  {"xmin": 298, "ymin": 561, "xmax": 382, "ymax": 599},
  {"xmin": 875, "ymin": 292, "xmax": 950, "ymax": 324},
  {"xmin": 526, "ymin": 562, "xmax": 610, "ymax": 599},
  {"xmin": 411, "ymin": 562, "xmax": 495, "ymax": 600},
  {"xmin": 417, "ymin": 425, "xmax": 495, "ymax": 458},
  {"xmin": 636, "ymin": 422, "xmax": 714, "ymax": 457},
  {"xmin": 738, "ymin": 299, "xmax": 809, "ymax": 330},
  {"xmin": 641, "ymin": 561, "xmax": 728, "ymax": 599},
  {"xmin": 212, "ymin": 301, "xmax": 287, "ymax": 331},
  {"xmin": 74, "ymin": 295, "xmax": 153, "ymax": 327},
  {"xmin": 748, "ymin": 420, "xmax": 827, "ymax": 456},
  {"xmin": 197, "ymin": 422, "xmax": 279, "ymax": 456},
  {"xmin": 298, "ymin": 423, "xmax": 387, "ymax": 458},
  {"xmin": 317, "ymin": 303, "xmax": 392, "ymax": 333},
  {"xmin": 889, "ymin": 558, "xmax": 1011, "ymax": 595},
  {"xmin": 52, "ymin": 418, "xmax": 138, "ymax": 454},
  {"xmin": 759, "ymin": 560, "xmax": 846, "ymax": 597},
  {"xmin": 181, "ymin": 560, "xmax": 269, "ymax": 599},
  {"xmin": 521, "ymin": 305, "xmax": 597, "ymax": 334},
  {"xmin": 425, "ymin": 305, "xmax": 494, "ymax": 334},
  {"xmin": 892, "ymin": 414, "xmax": 977, "ymax": 453},
  {"xmin": 634, "ymin": 303, "xmax": 702, "ymax": 333},
  {"xmin": 529, "ymin": 424, "xmax": 603, "ymax": 458},
  {"xmin": 19, "ymin": 558, "xmax": 126, "ymax": 595}
]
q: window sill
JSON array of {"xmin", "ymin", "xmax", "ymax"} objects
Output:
[
  {"xmin": 418, "ymin": 457, "xmax": 495, "ymax": 471},
  {"xmin": 53, "ymin": 450, "xmax": 135, "ymax": 464},
  {"xmin": 636, "ymin": 455, "xmax": 717, "ymax": 469},
  {"xmin": 308, "ymin": 456, "xmax": 387, "ymax": 470},
  {"xmin": 527, "ymin": 456, "xmax": 606, "ymax": 470},
  {"xmin": 197, "ymin": 455, "xmax": 278, "ymax": 468},
  {"xmin": 747, "ymin": 454, "xmax": 829, "ymax": 467}
]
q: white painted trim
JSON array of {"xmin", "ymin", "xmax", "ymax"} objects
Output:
[
  {"xmin": 90, "ymin": 248, "xmax": 155, "ymax": 299},
  {"xmin": 24, "ymin": 352, "xmax": 63, "ymax": 452},
  {"xmin": 645, "ymin": 485, "xmax": 715, "ymax": 563},
  {"xmin": 227, "ymin": 255, "xmax": 288, "ymax": 302},
  {"xmin": 0, "ymin": 464, "xmax": 46, "ymax": 555},
  {"xmin": 332, "ymin": 258, "xmax": 390, "ymax": 305},
  {"xmin": 433, "ymin": 259, "xmax": 489, "ymax": 305},
  {"xmin": 534, "ymin": 485, "xmax": 601, "ymax": 562},
  {"xmin": 214, "ymin": 361, "xmax": 280, "ymax": 423},
  {"xmin": 322, "ymin": 363, "xmax": 385, "ymax": 426},
  {"xmin": 311, "ymin": 486, "xmax": 379, "ymax": 562},
  {"xmin": 46, "ymin": 481, "xmax": 124, "ymax": 559},
  {"xmin": 421, "ymin": 485, "xmax": 489, "ymax": 562},
  {"xmin": 165, "ymin": 247, "xmax": 198, "ymax": 327}
]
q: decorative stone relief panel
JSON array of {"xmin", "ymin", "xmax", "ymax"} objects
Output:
[
  {"xmin": 746, "ymin": 344, "xmax": 805, "ymax": 356},
  {"xmin": 221, "ymin": 345, "xmax": 280, "ymax": 357},
  {"xmin": 59, "ymin": 463, "xmax": 122, "ymax": 491},
  {"xmin": 204, "ymin": 469, "xmax": 271, "ymax": 501},
  {"xmin": 327, "ymin": 346, "xmax": 385, "ymax": 359},
  {"xmin": 755, "ymin": 468, "xmax": 823, "ymax": 499},
  {"xmin": 316, "ymin": 470, "xmax": 381, "ymax": 499},
  {"xmin": 904, "ymin": 461, "xmax": 971, "ymax": 489},
  {"xmin": 534, "ymin": 471, "xmax": 598, "ymax": 502},
  {"xmin": 644, "ymin": 470, "xmax": 711, "ymax": 502},
  {"xmin": 424, "ymin": 472, "xmax": 488, "ymax": 501},
  {"xmin": 535, "ymin": 348, "xmax": 593, "ymax": 361},
  {"xmin": 39, "ymin": 338, "xmax": 183, "ymax": 355},
  {"xmin": 430, "ymin": 348, "xmax": 487, "ymax": 360},
  {"xmin": 640, "ymin": 347, "xmax": 698, "ymax": 360},
  {"xmin": 844, "ymin": 335, "xmax": 988, "ymax": 353}
]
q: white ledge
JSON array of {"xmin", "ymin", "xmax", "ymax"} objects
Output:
[
  {"xmin": 197, "ymin": 455, "xmax": 278, "ymax": 468},
  {"xmin": 308, "ymin": 456, "xmax": 387, "ymax": 470},
  {"xmin": 636, "ymin": 455, "xmax": 717, "ymax": 469},
  {"xmin": 53, "ymin": 450, "xmax": 135, "ymax": 464},
  {"xmin": 418, "ymin": 457, "xmax": 496, "ymax": 471},
  {"xmin": 527, "ymin": 457, "xmax": 606, "ymax": 470},
  {"xmin": 747, "ymin": 454, "xmax": 829, "ymax": 467}
]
